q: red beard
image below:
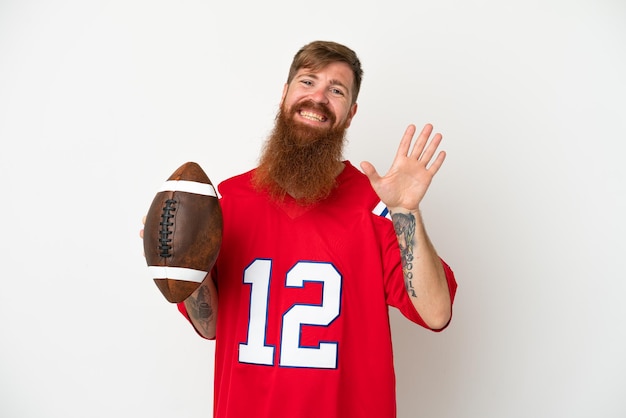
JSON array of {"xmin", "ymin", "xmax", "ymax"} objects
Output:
[{"xmin": 253, "ymin": 101, "xmax": 348, "ymax": 205}]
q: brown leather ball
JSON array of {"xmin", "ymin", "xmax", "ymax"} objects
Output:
[{"xmin": 143, "ymin": 162, "xmax": 222, "ymax": 303}]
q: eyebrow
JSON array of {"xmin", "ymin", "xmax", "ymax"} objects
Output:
[
  {"xmin": 296, "ymin": 72, "xmax": 350, "ymax": 93},
  {"xmin": 329, "ymin": 78, "xmax": 349, "ymax": 92}
]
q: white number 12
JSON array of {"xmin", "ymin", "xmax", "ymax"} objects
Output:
[{"xmin": 238, "ymin": 259, "xmax": 342, "ymax": 369}]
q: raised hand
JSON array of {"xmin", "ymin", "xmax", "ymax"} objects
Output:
[{"xmin": 360, "ymin": 123, "xmax": 446, "ymax": 212}]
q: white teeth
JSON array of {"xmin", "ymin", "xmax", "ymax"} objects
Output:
[{"xmin": 300, "ymin": 111, "xmax": 326, "ymax": 122}]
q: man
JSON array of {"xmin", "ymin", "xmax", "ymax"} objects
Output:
[{"xmin": 153, "ymin": 40, "xmax": 456, "ymax": 417}]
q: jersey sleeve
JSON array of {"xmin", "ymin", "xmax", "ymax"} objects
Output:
[{"xmin": 176, "ymin": 302, "xmax": 216, "ymax": 340}]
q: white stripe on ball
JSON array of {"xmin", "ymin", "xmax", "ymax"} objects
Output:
[
  {"xmin": 148, "ymin": 266, "xmax": 208, "ymax": 283},
  {"xmin": 159, "ymin": 180, "xmax": 216, "ymax": 197}
]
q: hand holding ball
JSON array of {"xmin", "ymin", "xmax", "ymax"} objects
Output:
[{"xmin": 143, "ymin": 162, "xmax": 222, "ymax": 303}]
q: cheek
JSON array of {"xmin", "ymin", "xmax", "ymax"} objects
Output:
[
  {"xmin": 342, "ymin": 103, "xmax": 357, "ymax": 128},
  {"xmin": 282, "ymin": 94, "xmax": 303, "ymax": 113},
  {"xmin": 336, "ymin": 105, "xmax": 353, "ymax": 126}
]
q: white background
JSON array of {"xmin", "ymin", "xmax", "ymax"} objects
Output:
[{"xmin": 1, "ymin": 1, "xmax": 625, "ymax": 417}]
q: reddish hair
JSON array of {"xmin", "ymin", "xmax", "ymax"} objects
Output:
[{"xmin": 286, "ymin": 41, "xmax": 363, "ymax": 104}]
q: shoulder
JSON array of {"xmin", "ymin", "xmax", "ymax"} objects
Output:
[
  {"xmin": 217, "ymin": 168, "xmax": 257, "ymax": 198},
  {"xmin": 335, "ymin": 162, "xmax": 389, "ymax": 218}
]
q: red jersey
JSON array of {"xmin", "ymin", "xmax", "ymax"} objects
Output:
[{"xmin": 178, "ymin": 161, "xmax": 457, "ymax": 418}]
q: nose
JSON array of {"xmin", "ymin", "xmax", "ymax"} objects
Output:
[{"xmin": 310, "ymin": 87, "xmax": 329, "ymax": 104}]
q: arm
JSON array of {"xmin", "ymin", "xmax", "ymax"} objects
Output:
[
  {"xmin": 182, "ymin": 272, "xmax": 218, "ymax": 339},
  {"xmin": 389, "ymin": 208, "xmax": 451, "ymax": 329},
  {"xmin": 140, "ymin": 219, "xmax": 218, "ymax": 338},
  {"xmin": 361, "ymin": 123, "xmax": 452, "ymax": 329}
]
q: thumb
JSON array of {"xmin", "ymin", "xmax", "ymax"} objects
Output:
[{"xmin": 360, "ymin": 161, "xmax": 381, "ymax": 183}]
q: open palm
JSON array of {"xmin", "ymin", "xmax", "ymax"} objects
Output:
[{"xmin": 360, "ymin": 124, "xmax": 446, "ymax": 211}]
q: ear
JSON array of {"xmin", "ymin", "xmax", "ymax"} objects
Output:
[
  {"xmin": 280, "ymin": 83, "xmax": 289, "ymax": 106},
  {"xmin": 344, "ymin": 102, "xmax": 358, "ymax": 129}
]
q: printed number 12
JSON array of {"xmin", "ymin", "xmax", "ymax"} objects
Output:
[{"xmin": 238, "ymin": 259, "xmax": 342, "ymax": 369}]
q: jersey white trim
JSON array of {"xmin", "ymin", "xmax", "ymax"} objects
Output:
[
  {"xmin": 372, "ymin": 200, "xmax": 390, "ymax": 219},
  {"xmin": 147, "ymin": 266, "xmax": 207, "ymax": 283},
  {"xmin": 159, "ymin": 180, "xmax": 216, "ymax": 197}
]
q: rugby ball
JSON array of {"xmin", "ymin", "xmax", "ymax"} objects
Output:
[{"xmin": 143, "ymin": 162, "xmax": 222, "ymax": 303}]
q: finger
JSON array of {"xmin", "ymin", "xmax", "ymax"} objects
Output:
[
  {"xmin": 426, "ymin": 150, "xmax": 447, "ymax": 176},
  {"xmin": 410, "ymin": 123, "xmax": 434, "ymax": 159},
  {"xmin": 395, "ymin": 124, "xmax": 417, "ymax": 159},
  {"xmin": 419, "ymin": 132, "xmax": 443, "ymax": 164},
  {"xmin": 360, "ymin": 160, "xmax": 380, "ymax": 180},
  {"xmin": 140, "ymin": 215, "xmax": 146, "ymax": 238}
]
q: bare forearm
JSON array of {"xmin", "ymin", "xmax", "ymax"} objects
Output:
[
  {"xmin": 183, "ymin": 273, "xmax": 218, "ymax": 339},
  {"xmin": 391, "ymin": 209, "xmax": 451, "ymax": 329}
]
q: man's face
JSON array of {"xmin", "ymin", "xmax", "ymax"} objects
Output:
[
  {"xmin": 280, "ymin": 62, "xmax": 358, "ymax": 134},
  {"xmin": 252, "ymin": 62, "xmax": 359, "ymax": 204}
]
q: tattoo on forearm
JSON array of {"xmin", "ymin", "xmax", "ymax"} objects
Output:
[
  {"xmin": 188, "ymin": 285, "xmax": 213, "ymax": 333},
  {"xmin": 198, "ymin": 302, "xmax": 212, "ymax": 319},
  {"xmin": 392, "ymin": 212, "xmax": 417, "ymax": 298}
]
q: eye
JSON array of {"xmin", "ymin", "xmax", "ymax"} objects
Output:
[
  {"xmin": 300, "ymin": 79, "xmax": 314, "ymax": 87},
  {"xmin": 330, "ymin": 87, "xmax": 345, "ymax": 96}
]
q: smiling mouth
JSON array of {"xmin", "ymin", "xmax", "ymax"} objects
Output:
[{"xmin": 299, "ymin": 110, "xmax": 328, "ymax": 122}]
